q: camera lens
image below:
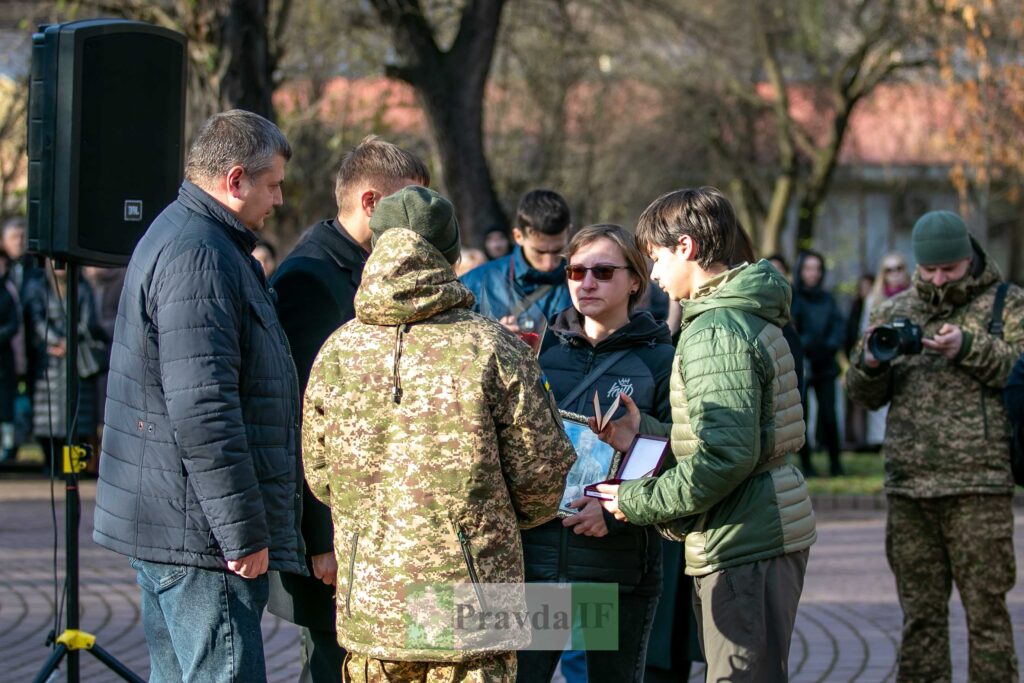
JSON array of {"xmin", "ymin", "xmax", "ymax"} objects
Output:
[{"xmin": 868, "ymin": 327, "xmax": 901, "ymax": 363}]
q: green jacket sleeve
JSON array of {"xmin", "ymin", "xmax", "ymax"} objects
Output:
[
  {"xmin": 954, "ymin": 284, "xmax": 1024, "ymax": 389},
  {"xmin": 617, "ymin": 327, "xmax": 762, "ymax": 526},
  {"xmin": 638, "ymin": 412, "xmax": 672, "ymax": 438}
]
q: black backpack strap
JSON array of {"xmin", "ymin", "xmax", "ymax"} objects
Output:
[{"xmin": 990, "ymin": 282, "xmax": 1009, "ymax": 339}]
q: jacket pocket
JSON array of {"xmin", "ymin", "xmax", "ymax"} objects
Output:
[
  {"xmin": 344, "ymin": 531, "xmax": 359, "ymax": 618},
  {"xmin": 248, "ymin": 300, "xmax": 276, "ymax": 329},
  {"xmin": 132, "ymin": 558, "xmax": 189, "ymax": 594},
  {"xmin": 251, "ymin": 444, "xmax": 292, "ymax": 481}
]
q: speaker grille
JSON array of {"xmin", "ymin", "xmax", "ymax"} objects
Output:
[{"xmin": 76, "ymin": 32, "xmax": 184, "ymax": 256}]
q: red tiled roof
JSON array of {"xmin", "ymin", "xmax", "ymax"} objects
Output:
[
  {"xmin": 276, "ymin": 77, "xmax": 959, "ymax": 167},
  {"xmin": 773, "ymin": 82, "xmax": 959, "ymax": 165}
]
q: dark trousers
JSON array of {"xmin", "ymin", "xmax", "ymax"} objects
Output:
[
  {"xmin": 515, "ymin": 591, "xmax": 659, "ymax": 683},
  {"xmin": 800, "ymin": 375, "xmax": 842, "ymax": 475},
  {"xmin": 299, "ymin": 625, "xmax": 346, "ymax": 683},
  {"xmin": 693, "ymin": 550, "xmax": 808, "ymax": 683}
]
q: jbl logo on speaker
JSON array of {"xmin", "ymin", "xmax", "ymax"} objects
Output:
[{"xmin": 124, "ymin": 200, "xmax": 143, "ymax": 222}]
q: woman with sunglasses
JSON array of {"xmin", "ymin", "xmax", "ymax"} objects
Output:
[{"xmin": 517, "ymin": 223, "xmax": 675, "ymax": 683}]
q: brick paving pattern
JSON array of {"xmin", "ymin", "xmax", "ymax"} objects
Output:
[{"xmin": 1, "ymin": 477, "xmax": 1022, "ymax": 683}]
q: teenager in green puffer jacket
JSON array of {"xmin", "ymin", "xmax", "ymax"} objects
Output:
[{"xmin": 593, "ymin": 187, "xmax": 815, "ymax": 683}]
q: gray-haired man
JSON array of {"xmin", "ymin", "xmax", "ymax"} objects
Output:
[{"xmin": 93, "ymin": 110, "xmax": 305, "ymax": 682}]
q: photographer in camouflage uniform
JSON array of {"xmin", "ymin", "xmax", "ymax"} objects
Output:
[
  {"xmin": 302, "ymin": 186, "xmax": 576, "ymax": 683},
  {"xmin": 846, "ymin": 210, "xmax": 1023, "ymax": 682}
]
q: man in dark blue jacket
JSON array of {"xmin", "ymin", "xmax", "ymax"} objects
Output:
[
  {"xmin": 266, "ymin": 136, "xmax": 428, "ymax": 683},
  {"xmin": 93, "ymin": 110, "xmax": 303, "ymax": 683}
]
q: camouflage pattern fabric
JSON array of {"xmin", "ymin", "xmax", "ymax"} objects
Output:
[
  {"xmin": 343, "ymin": 652, "xmax": 516, "ymax": 683},
  {"xmin": 846, "ymin": 238, "xmax": 1024, "ymax": 497},
  {"xmin": 886, "ymin": 495, "xmax": 1017, "ymax": 682},
  {"xmin": 303, "ymin": 228, "xmax": 576, "ymax": 663}
]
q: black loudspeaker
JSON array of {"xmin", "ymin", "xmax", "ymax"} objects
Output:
[{"xmin": 28, "ymin": 19, "xmax": 187, "ymax": 266}]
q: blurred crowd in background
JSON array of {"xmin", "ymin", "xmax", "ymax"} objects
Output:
[{"xmin": 0, "ymin": 209, "xmax": 913, "ymax": 479}]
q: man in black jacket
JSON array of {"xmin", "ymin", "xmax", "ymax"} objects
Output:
[
  {"xmin": 267, "ymin": 135, "xmax": 428, "ymax": 683},
  {"xmin": 93, "ymin": 110, "xmax": 303, "ymax": 683}
]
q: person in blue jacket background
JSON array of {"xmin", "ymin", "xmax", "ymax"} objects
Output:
[{"xmin": 460, "ymin": 189, "xmax": 573, "ymax": 333}]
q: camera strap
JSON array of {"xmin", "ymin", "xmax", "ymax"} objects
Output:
[{"xmin": 989, "ymin": 282, "xmax": 1009, "ymax": 339}]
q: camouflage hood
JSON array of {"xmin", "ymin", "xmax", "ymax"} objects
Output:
[
  {"xmin": 682, "ymin": 259, "xmax": 792, "ymax": 329},
  {"xmin": 355, "ymin": 228, "xmax": 475, "ymax": 326},
  {"xmin": 913, "ymin": 236, "xmax": 1001, "ymax": 314}
]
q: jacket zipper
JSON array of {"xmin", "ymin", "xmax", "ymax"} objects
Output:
[
  {"xmin": 392, "ymin": 324, "xmax": 408, "ymax": 404},
  {"xmin": 345, "ymin": 531, "xmax": 358, "ymax": 618},
  {"xmin": 275, "ymin": 314, "xmax": 305, "ymax": 563},
  {"xmin": 453, "ymin": 521, "xmax": 488, "ymax": 611},
  {"xmin": 260, "ymin": 280, "xmax": 305, "ymax": 566}
]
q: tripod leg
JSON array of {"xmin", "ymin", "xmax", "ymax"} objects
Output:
[
  {"xmin": 88, "ymin": 643, "xmax": 146, "ymax": 683},
  {"xmin": 32, "ymin": 643, "xmax": 67, "ymax": 683}
]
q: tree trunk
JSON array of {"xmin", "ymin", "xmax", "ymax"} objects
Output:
[
  {"xmin": 84, "ymin": 1, "xmax": 283, "ymax": 133},
  {"xmin": 416, "ymin": 72, "xmax": 507, "ymax": 245},
  {"xmin": 219, "ymin": 0, "xmax": 276, "ymax": 119},
  {"xmin": 372, "ymin": 0, "xmax": 508, "ymax": 246},
  {"xmin": 759, "ymin": 173, "xmax": 795, "ymax": 257},
  {"xmin": 795, "ymin": 103, "xmax": 854, "ymax": 248}
]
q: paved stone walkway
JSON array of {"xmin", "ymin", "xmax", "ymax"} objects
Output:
[{"xmin": 1, "ymin": 477, "xmax": 1022, "ymax": 682}]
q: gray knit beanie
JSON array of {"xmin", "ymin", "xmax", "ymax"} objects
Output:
[{"xmin": 911, "ymin": 210, "xmax": 972, "ymax": 266}]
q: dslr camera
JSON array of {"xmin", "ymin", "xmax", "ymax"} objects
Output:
[{"xmin": 868, "ymin": 317, "xmax": 923, "ymax": 363}]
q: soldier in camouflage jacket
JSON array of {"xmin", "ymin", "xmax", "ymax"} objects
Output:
[
  {"xmin": 302, "ymin": 186, "xmax": 576, "ymax": 680},
  {"xmin": 846, "ymin": 212, "xmax": 1022, "ymax": 682}
]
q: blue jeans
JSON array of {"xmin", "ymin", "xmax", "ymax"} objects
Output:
[
  {"xmin": 131, "ymin": 558, "xmax": 270, "ymax": 683},
  {"xmin": 560, "ymin": 650, "xmax": 587, "ymax": 682}
]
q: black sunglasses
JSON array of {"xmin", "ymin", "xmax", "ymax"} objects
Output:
[{"xmin": 565, "ymin": 264, "xmax": 632, "ymax": 281}]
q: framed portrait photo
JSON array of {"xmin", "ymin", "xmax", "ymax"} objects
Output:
[{"xmin": 557, "ymin": 410, "xmax": 620, "ymax": 516}]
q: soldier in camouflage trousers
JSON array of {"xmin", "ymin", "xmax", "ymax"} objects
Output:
[
  {"xmin": 846, "ymin": 211, "xmax": 1023, "ymax": 682},
  {"xmin": 303, "ymin": 186, "xmax": 577, "ymax": 683}
]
